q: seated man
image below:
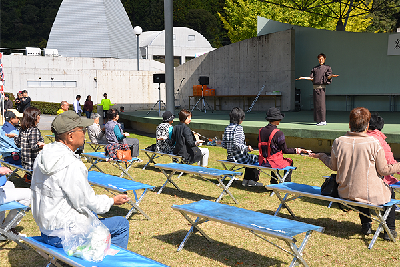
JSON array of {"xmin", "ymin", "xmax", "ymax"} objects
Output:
[
  {"xmin": 1, "ymin": 110, "xmax": 23, "ymax": 165},
  {"xmin": 31, "ymin": 111, "xmax": 130, "ymax": 248},
  {"xmin": 87, "ymin": 113, "xmax": 108, "ymax": 144},
  {"xmin": 3, "ymin": 110, "xmax": 22, "ymax": 134}
]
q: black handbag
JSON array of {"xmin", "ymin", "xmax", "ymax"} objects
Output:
[{"xmin": 321, "ymin": 174, "xmax": 339, "ymax": 198}]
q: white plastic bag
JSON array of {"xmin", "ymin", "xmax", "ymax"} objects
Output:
[{"xmin": 61, "ymin": 207, "xmax": 111, "ymax": 262}]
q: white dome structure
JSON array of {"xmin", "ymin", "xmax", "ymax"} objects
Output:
[
  {"xmin": 139, "ymin": 27, "xmax": 215, "ymax": 65},
  {"xmin": 47, "ymin": 0, "xmax": 137, "ymax": 59}
]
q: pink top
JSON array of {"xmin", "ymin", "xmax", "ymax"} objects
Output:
[{"xmin": 367, "ymin": 129, "xmax": 399, "ymax": 185}]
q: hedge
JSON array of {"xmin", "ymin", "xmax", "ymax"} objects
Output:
[{"xmin": 5, "ymin": 93, "xmax": 97, "ymax": 115}]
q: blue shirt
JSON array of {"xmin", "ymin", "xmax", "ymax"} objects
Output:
[{"xmin": 2, "ymin": 121, "xmax": 18, "ymax": 134}]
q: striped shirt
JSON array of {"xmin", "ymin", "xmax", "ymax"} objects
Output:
[{"xmin": 222, "ymin": 123, "xmax": 258, "ymax": 164}]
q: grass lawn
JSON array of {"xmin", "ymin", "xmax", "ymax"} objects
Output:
[{"xmin": 1, "ymin": 130, "xmax": 400, "ymax": 266}]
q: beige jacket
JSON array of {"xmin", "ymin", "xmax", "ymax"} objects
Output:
[{"xmin": 320, "ymin": 131, "xmax": 400, "ymax": 205}]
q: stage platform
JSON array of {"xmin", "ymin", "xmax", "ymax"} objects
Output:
[{"xmin": 120, "ymin": 110, "xmax": 400, "ymax": 157}]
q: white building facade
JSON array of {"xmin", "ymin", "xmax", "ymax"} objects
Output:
[{"xmin": 140, "ymin": 27, "xmax": 215, "ymax": 65}]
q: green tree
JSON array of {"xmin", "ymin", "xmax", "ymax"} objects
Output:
[{"xmin": 219, "ymin": 0, "xmax": 374, "ymax": 43}]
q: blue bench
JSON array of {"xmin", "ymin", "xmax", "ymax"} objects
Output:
[
  {"xmin": 141, "ymin": 149, "xmax": 183, "ymax": 170},
  {"xmin": 0, "ymin": 201, "xmax": 30, "ymax": 249},
  {"xmin": 266, "ymin": 182, "xmax": 400, "ymax": 249},
  {"xmin": 86, "ymin": 142, "xmax": 107, "ymax": 152},
  {"xmin": 82, "ymin": 152, "xmax": 139, "ymax": 180},
  {"xmin": 172, "ymin": 200, "xmax": 323, "ymax": 267},
  {"xmin": 45, "ymin": 134, "xmax": 55, "ymax": 143},
  {"xmin": 217, "ymin": 159, "xmax": 297, "ymax": 183},
  {"xmin": 21, "ymin": 236, "xmax": 169, "ymax": 267},
  {"xmin": 154, "ymin": 163, "xmax": 242, "ymax": 204},
  {"xmin": 88, "ymin": 171, "xmax": 154, "ymax": 220},
  {"xmin": 0, "ymin": 160, "xmax": 32, "ymax": 179}
]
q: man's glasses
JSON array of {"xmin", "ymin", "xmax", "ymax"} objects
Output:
[{"xmin": 69, "ymin": 128, "xmax": 86, "ymax": 134}]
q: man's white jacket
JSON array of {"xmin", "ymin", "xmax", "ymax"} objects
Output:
[{"xmin": 31, "ymin": 142, "xmax": 113, "ymax": 236}]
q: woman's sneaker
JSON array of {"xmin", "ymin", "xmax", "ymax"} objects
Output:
[{"xmin": 247, "ymin": 180, "xmax": 263, "ymax": 187}]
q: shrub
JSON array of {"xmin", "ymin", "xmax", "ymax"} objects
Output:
[{"xmin": 3, "ymin": 93, "xmax": 97, "ymax": 115}]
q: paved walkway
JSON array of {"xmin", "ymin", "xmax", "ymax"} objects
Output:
[{"xmin": 37, "ymin": 114, "xmax": 56, "ymax": 131}]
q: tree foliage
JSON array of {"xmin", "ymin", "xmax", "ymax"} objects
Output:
[
  {"xmin": 218, "ymin": 0, "xmax": 385, "ymax": 43},
  {"xmin": 1, "ymin": 0, "xmax": 63, "ymax": 49}
]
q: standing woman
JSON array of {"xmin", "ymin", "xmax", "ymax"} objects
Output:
[
  {"xmin": 83, "ymin": 95, "xmax": 93, "ymax": 119},
  {"xmin": 15, "ymin": 107, "xmax": 45, "ymax": 183}
]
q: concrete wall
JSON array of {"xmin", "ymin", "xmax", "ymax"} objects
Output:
[
  {"xmin": 258, "ymin": 17, "xmax": 400, "ymax": 112},
  {"xmin": 174, "ymin": 29, "xmax": 295, "ymax": 111},
  {"xmin": 2, "ymin": 55, "xmax": 166, "ymax": 111}
]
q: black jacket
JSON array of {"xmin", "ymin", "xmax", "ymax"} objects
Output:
[
  {"xmin": 19, "ymin": 97, "xmax": 31, "ymax": 112},
  {"xmin": 171, "ymin": 122, "xmax": 201, "ymax": 163}
]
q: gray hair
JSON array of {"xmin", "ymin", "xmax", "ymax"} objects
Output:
[{"xmin": 91, "ymin": 113, "xmax": 101, "ymax": 119}]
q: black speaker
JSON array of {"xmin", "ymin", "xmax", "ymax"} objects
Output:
[
  {"xmin": 198, "ymin": 76, "xmax": 209, "ymax": 85},
  {"xmin": 153, "ymin": 73, "xmax": 165, "ymax": 83}
]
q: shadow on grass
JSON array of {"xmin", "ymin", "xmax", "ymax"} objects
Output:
[
  {"xmin": 8, "ymin": 246, "xmax": 49, "ymax": 267},
  {"xmin": 155, "ymin": 186, "xmax": 218, "ymax": 202},
  {"xmin": 155, "ymin": 230, "xmax": 287, "ymax": 267},
  {"xmin": 255, "ymin": 207, "xmax": 382, "ymax": 247},
  {"xmin": 99, "ymin": 206, "xmax": 151, "ymax": 222}
]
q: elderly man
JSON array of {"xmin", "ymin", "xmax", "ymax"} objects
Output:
[
  {"xmin": 87, "ymin": 113, "xmax": 108, "ymax": 144},
  {"xmin": 31, "ymin": 111, "xmax": 130, "ymax": 248},
  {"xmin": 3, "ymin": 110, "xmax": 22, "ymax": 134},
  {"xmin": 57, "ymin": 101, "xmax": 69, "ymax": 115},
  {"xmin": 1, "ymin": 110, "xmax": 23, "ymax": 165}
]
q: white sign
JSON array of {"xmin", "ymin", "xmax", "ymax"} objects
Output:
[{"xmin": 387, "ymin": 33, "xmax": 400, "ymax": 55}]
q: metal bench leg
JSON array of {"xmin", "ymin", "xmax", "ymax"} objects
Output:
[
  {"xmin": 142, "ymin": 152, "xmax": 157, "ymax": 170},
  {"xmin": 112, "ymin": 162, "xmax": 134, "ymax": 180},
  {"xmin": 368, "ymin": 207, "xmax": 394, "ymax": 249},
  {"xmin": 0, "ymin": 209, "xmax": 29, "ymax": 249},
  {"xmin": 158, "ymin": 170, "xmax": 180, "ymax": 194},
  {"xmin": 125, "ymin": 189, "xmax": 151, "ymax": 220},
  {"xmin": 177, "ymin": 213, "xmax": 212, "ymax": 252},
  {"xmin": 274, "ymin": 192, "xmax": 297, "ymax": 218},
  {"xmin": 87, "ymin": 158, "xmax": 104, "ymax": 173},
  {"xmin": 216, "ymin": 176, "xmax": 238, "ymax": 204},
  {"xmin": 288, "ymin": 230, "xmax": 313, "ymax": 267}
]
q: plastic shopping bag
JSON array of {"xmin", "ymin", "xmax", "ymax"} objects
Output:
[{"xmin": 61, "ymin": 207, "xmax": 111, "ymax": 262}]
